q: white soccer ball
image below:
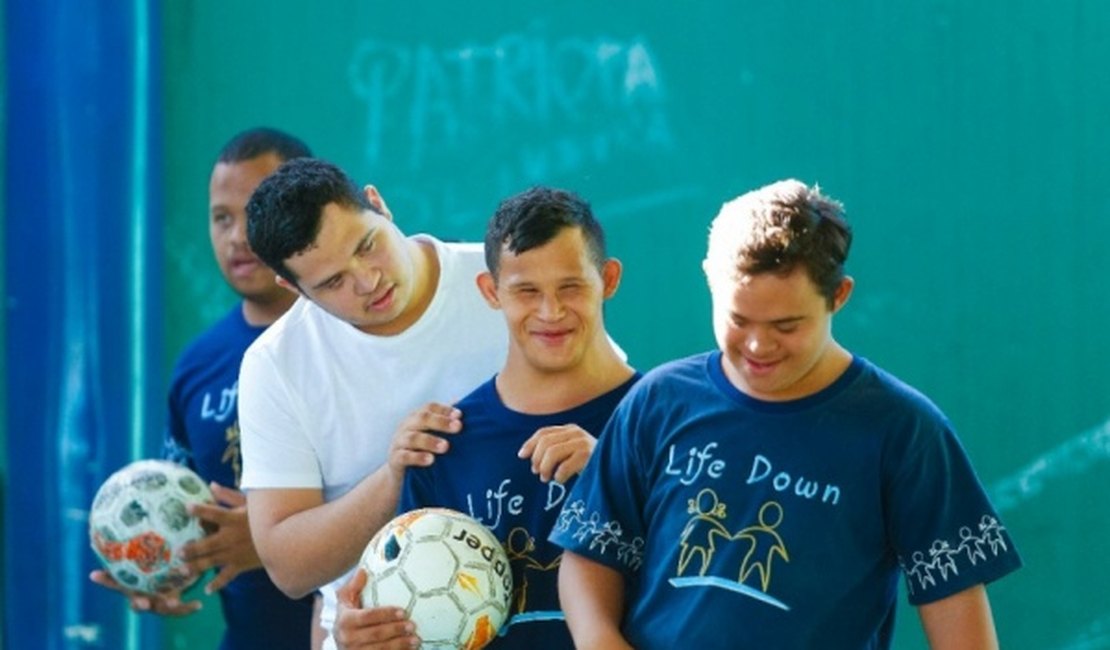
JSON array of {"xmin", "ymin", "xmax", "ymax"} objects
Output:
[
  {"xmin": 359, "ymin": 507, "xmax": 512, "ymax": 649},
  {"xmin": 88, "ymin": 459, "xmax": 213, "ymax": 595}
]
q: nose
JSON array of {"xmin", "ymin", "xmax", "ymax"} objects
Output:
[
  {"xmin": 537, "ymin": 291, "xmax": 565, "ymax": 321},
  {"xmin": 745, "ymin": 328, "xmax": 776, "ymax": 356},
  {"xmin": 229, "ymin": 215, "xmax": 249, "ymax": 247},
  {"xmin": 350, "ymin": 258, "xmax": 380, "ymax": 295}
]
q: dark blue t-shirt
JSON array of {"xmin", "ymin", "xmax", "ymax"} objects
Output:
[
  {"xmin": 400, "ymin": 373, "xmax": 639, "ymax": 650},
  {"xmin": 550, "ymin": 351, "xmax": 1021, "ymax": 650},
  {"xmin": 164, "ymin": 304, "xmax": 314, "ymax": 650}
]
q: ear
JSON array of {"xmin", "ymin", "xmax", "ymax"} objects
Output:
[
  {"xmin": 601, "ymin": 258, "xmax": 623, "ymax": 299},
  {"xmin": 475, "ymin": 271, "xmax": 501, "ymax": 309},
  {"xmin": 831, "ymin": 276, "xmax": 854, "ymax": 313},
  {"xmin": 363, "ymin": 185, "xmax": 393, "ymax": 221},
  {"xmin": 275, "ymin": 275, "xmax": 303, "ymax": 296}
]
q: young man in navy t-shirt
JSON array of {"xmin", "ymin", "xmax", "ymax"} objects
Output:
[
  {"xmin": 551, "ymin": 179, "xmax": 1021, "ymax": 650},
  {"xmin": 90, "ymin": 128, "xmax": 320, "ymax": 650},
  {"xmin": 333, "ymin": 187, "xmax": 636, "ymax": 650}
]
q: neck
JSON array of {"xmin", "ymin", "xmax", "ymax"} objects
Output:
[
  {"xmin": 369, "ymin": 237, "xmax": 439, "ymax": 336},
  {"xmin": 241, "ymin": 292, "xmax": 297, "ymax": 327},
  {"xmin": 496, "ymin": 338, "xmax": 633, "ymax": 414}
]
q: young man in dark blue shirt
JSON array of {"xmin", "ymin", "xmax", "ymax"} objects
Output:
[{"xmin": 333, "ymin": 187, "xmax": 636, "ymax": 650}]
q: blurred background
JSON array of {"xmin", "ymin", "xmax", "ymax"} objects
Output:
[{"xmin": 4, "ymin": 1, "xmax": 1109, "ymax": 648}]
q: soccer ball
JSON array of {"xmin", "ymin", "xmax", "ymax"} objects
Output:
[
  {"xmin": 88, "ymin": 459, "xmax": 213, "ymax": 595},
  {"xmin": 359, "ymin": 508, "xmax": 512, "ymax": 649}
]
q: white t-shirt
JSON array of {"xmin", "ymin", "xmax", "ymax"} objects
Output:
[{"xmin": 238, "ymin": 236, "xmax": 509, "ymax": 636}]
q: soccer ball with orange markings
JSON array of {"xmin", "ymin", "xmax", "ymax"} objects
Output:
[
  {"xmin": 360, "ymin": 508, "xmax": 512, "ymax": 649},
  {"xmin": 88, "ymin": 460, "xmax": 213, "ymax": 595}
]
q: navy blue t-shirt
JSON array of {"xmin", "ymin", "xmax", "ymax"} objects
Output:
[
  {"xmin": 165, "ymin": 304, "xmax": 314, "ymax": 650},
  {"xmin": 550, "ymin": 352, "xmax": 1021, "ymax": 650},
  {"xmin": 400, "ymin": 373, "xmax": 639, "ymax": 650}
]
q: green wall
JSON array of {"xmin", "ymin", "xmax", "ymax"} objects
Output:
[{"xmin": 161, "ymin": 2, "xmax": 1110, "ymax": 647}]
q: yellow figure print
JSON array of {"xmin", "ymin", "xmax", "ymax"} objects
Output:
[
  {"xmin": 732, "ymin": 501, "xmax": 789, "ymax": 592},
  {"xmin": 677, "ymin": 488, "xmax": 731, "ymax": 576},
  {"xmin": 505, "ymin": 527, "xmax": 560, "ymax": 614},
  {"xmin": 221, "ymin": 421, "xmax": 242, "ymax": 487}
]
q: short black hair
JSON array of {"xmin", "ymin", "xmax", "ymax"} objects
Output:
[
  {"xmin": 217, "ymin": 127, "xmax": 312, "ymax": 165},
  {"xmin": 246, "ymin": 157, "xmax": 370, "ymax": 287},
  {"xmin": 484, "ymin": 186, "xmax": 606, "ymax": 277}
]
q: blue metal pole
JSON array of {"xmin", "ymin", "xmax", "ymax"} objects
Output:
[{"xmin": 3, "ymin": 1, "xmax": 163, "ymax": 648}]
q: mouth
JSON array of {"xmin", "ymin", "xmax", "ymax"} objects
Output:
[
  {"xmin": 228, "ymin": 256, "xmax": 262, "ymax": 277},
  {"xmin": 744, "ymin": 357, "xmax": 780, "ymax": 375},
  {"xmin": 532, "ymin": 328, "xmax": 573, "ymax": 346},
  {"xmin": 367, "ymin": 285, "xmax": 396, "ymax": 311}
]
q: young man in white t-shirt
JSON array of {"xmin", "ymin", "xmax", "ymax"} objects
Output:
[{"xmin": 238, "ymin": 157, "xmax": 510, "ymax": 647}]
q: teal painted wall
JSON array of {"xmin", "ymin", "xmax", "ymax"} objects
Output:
[
  {"xmin": 1, "ymin": 4, "xmax": 7, "ymax": 646},
  {"xmin": 160, "ymin": 2, "xmax": 1110, "ymax": 648}
]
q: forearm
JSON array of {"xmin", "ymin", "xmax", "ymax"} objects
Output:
[
  {"xmin": 918, "ymin": 584, "xmax": 999, "ymax": 650},
  {"xmin": 559, "ymin": 551, "xmax": 633, "ymax": 650},
  {"xmin": 249, "ymin": 465, "xmax": 403, "ymax": 598}
]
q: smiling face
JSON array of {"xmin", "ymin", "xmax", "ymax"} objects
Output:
[
  {"xmin": 208, "ymin": 153, "xmax": 290, "ymax": 307},
  {"xmin": 478, "ymin": 226, "xmax": 620, "ymax": 375},
  {"xmin": 710, "ymin": 266, "xmax": 853, "ymax": 401},
  {"xmin": 279, "ymin": 199, "xmax": 429, "ymax": 335}
]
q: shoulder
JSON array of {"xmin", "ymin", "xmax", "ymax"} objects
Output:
[
  {"xmin": 422, "ymin": 237, "xmax": 487, "ymax": 279},
  {"xmin": 848, "ymin": 357, "xmax": 949, "ymax": 423},
  {"xmin": 416, "ymin": 237, "xmax": 503, "ymax": 331},
  {"xmin": 455, "ymin": 376, "xmax": 498, "ymax": 412},
  {"xmin": 243, "ymin": 297, "xmax": 327, "ymax": 361},
  {"xmin": 172, "ymin": 305, "xmax": 257, "ymax": 375},
  {"xmin": 611, "ymin": 352, "xmax": 715, "ymax": 412},
  {"xmin": 636, "ymin": 352, "xmax": 715, "ymax": 392}
]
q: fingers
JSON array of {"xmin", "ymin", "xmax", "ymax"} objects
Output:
[
  {"xmin": 204, "ymin": 564, "xmax": 240, "ymax": 595},
  {"xmin": 131, "ymin": 592, "xmax": 202, "ymax": 617},
  {"xmin": 335, "ymin": 570, "xmax": 420, "ymax": 648},
  {"xmin": 390, "ymin": 403, "xmax": 463, "ymax": 470},
  {"xmin": 410, "ymin": 403, "xmax": 463, "ymax": 435},
  {"xmin": 179, "ymin": 504, "xmax": 258, "ymax": 579},
  {"xmin": 333, "ymin": 607, "xmax": 418, "ymax": 650},
  {"xmin": 208, "ymin": 482, "xmax": 246, "ymax": 508},
  {"xmin": 337, "ymin": 568, "xmax": 368, "ymax": 607},
  {"xmin": 188, "ymin": 501, "xmax": 236, "ymax": 527},
  {"xmin": 517, "ymin": 434, "xmax": 538, "ymax": 460},
  {"xmin": 92, "ymin": 569, "xmax": 202, "ymax": 617},
  {"xmin": 90, "ymin": 569, "xmax": 127, "ymax": 595},
  {"xmin": 519, "ymin": 425, "xmax": 597, "ymax": 482}
]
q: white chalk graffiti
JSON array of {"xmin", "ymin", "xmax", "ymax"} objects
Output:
[
  {"xmin": 989, "ymin": 417, "xmax": 1110, "ymax": 513},
  {"xmin": 345, "ymin": 28, "xmax": 688, "ymax": 229},
  {"xmin": 348, "ymin": 29, "xmax": 672, "ymax": 170}
]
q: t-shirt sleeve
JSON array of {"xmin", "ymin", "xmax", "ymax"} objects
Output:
[
  {"xmin": 886, "ymin": 416, "xmax": 1023, "ymax": 606},
  {"xmin": 162, "ymin": 362, "xmax": 194, "ymax": 469},
  {"xmin": 548, "ymin": 388, "xmax": 649, "ymax": 575},
  {"xmin": 398, "ymin": 465, "xmax": 439, "ymax": 515},
  {"xmin": 238, "ymin": 344, "xmax": 324, "ymax": 490}
]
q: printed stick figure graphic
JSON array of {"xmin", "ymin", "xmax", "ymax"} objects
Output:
[
  {"xmin": 221, "ymin": 422, "xmax": 242, "ymax": 485},
  {"xmin": 905, "ymin": 550, "xmax": 937, "ymax": 592},
  {"xmin": 978, "ymin": 515, "xmax": 1008, "ymax": 555},
  {"xmin": 732, "ymin": 501, "xmax": 789, "ymax": 592},
  {"xmin": 957, "ymin": 526, "xmax": 988, "ymax": 565},
  {"xmin": 928, "ymin": 539, "xmax": 959, "ymax": 580},
  {"xmin": 505, "ymin": 527, "xmax": 559, "ymax": 613},
  {"xmin": 677, "ymin": 488, "xmax": 731, "ymax": 576}
]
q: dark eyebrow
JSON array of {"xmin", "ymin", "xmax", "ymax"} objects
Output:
[
  {"xmin": 732, "ymin": 313, "xmax": 805, "ymax": 325},
  {"xmin": 309, "ymin": 229, "xmax": 375, "ymax": 291},
  {"xmin": 311, "ymin": 272, "xmax": 342, "ymax": 292}
]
